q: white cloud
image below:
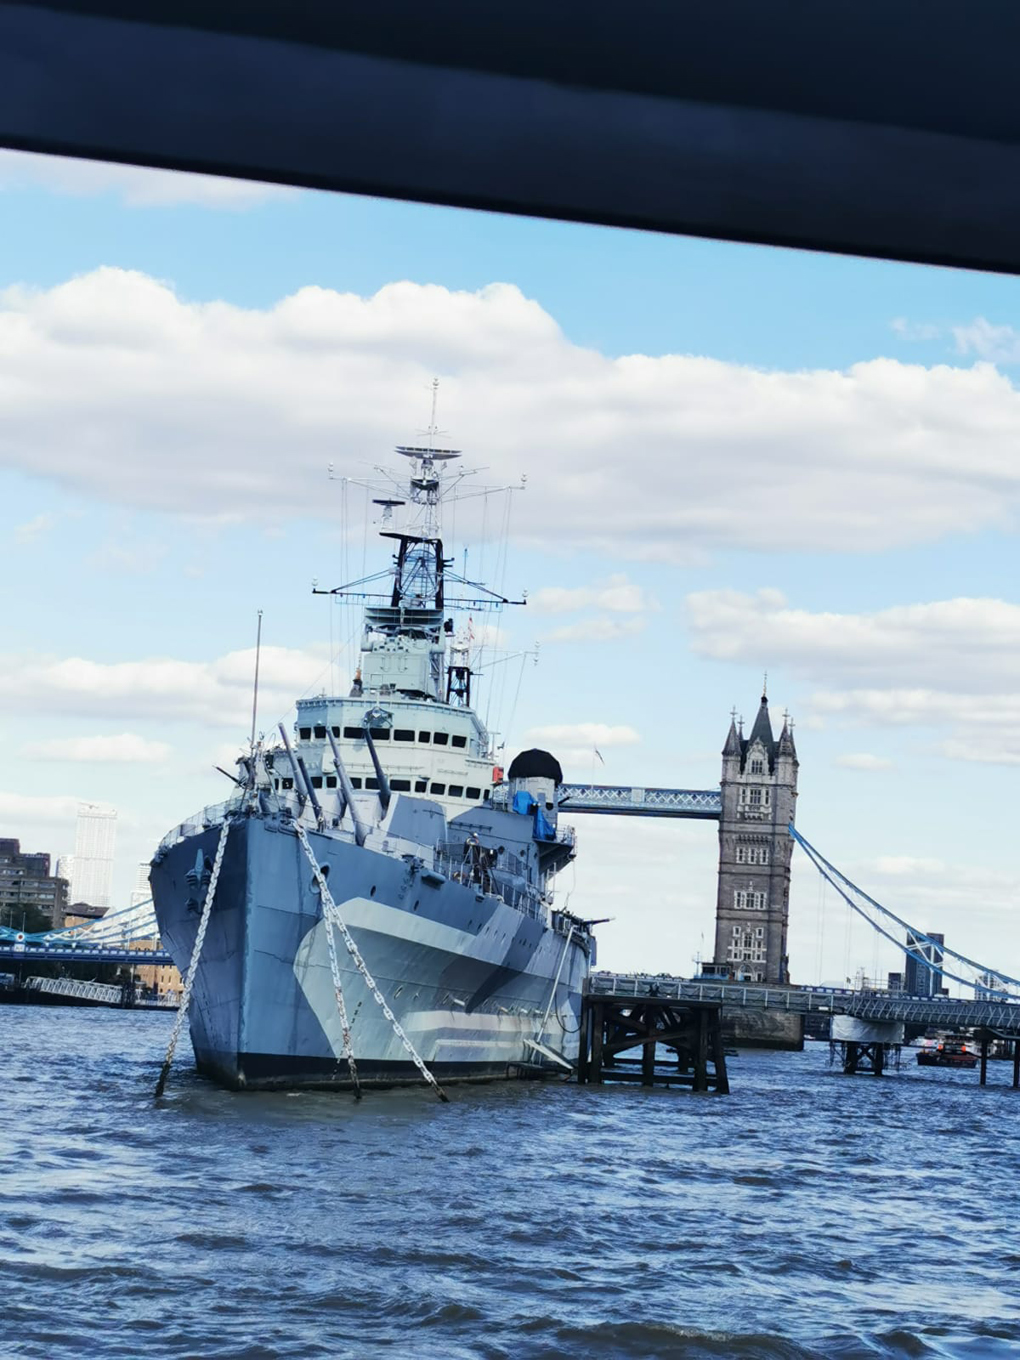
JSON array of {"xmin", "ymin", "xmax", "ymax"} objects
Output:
[
  {"xmin": 0, "ymin": 790, "xmax": 81, "ymax": 826},
  {"xmin": 0, "ymin": 644, "xmax": 331, "ymax": 729},
  {"xmin": 890, "ymin": 318, "xmax": 943, "ymax": 342},
  {"xmin": 542, "ymin": 617, "xmax": 647, "ymax": 644},
  {"xmin": 953, "ymin": 316, "xmax": 1020, "ymax": 364},
  {"xmin": 872, "ymin": 855, "xmax": 946, "ymax": 876},
  {"xmin": 6, "ymin": 270, "xmax": 1020, "ymax": 558},
  {"xmin": 687, "ymin": 590, "xmax": 1020, "ymax": 692},
  {"xmin": 529, "ymin": 575, "xmax": 657, "ymax": 614},
  {"xmin": 687, "ymin": 589, "xmax": 1020, "ymax": 767},
  {"xmin": 22, "ymin": 733, "xmax": 172, "ymax": 763},
  {"xmin": 0, "ymin": 149, "xmax": 292, "ymax": 209},
  {"xmin": 13, "ymin": 512, "xmax": 56, "ymax": 544},
  {"xmin": 835, "ymin": 753, "xmax": 893, "ymax": 771},
  {"xmin": 521, "ymin": 722, "xmax": 640, "ymax": 773}
]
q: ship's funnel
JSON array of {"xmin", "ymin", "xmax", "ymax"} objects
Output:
[{"xmin": 507, "ymin": 748, "xmax": 563, "ymax": 828}]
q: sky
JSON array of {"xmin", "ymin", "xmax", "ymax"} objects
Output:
[{"xmin": 2, "ymin": 147, "xmax": 1020, "ymax": 988}]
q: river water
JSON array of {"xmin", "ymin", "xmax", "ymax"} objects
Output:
[{"xmin": 2, "ymin": 1007, "xmax": 1018, "ymax": 1359}]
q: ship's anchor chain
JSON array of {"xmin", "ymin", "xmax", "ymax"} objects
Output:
[
  {"xmin": 315, "ymin": 849, "xmax": 362, "ymax": 1099},
  {"xmin": 294, "ymin": 822, "xmax": 449, "ymax": 1104},
  {"xmin": 154, "ymin": 816, "xmax": 232, "ymax": 1099}
]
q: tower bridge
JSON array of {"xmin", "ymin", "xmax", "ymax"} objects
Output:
[{"xmin": 561, "ymin": 688, "xmax": 797, "ymax": 990}]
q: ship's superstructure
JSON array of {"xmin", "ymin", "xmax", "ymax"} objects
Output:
[{"xmin": 151, "ymin": 412, "xmax": 592, "ymax": 1091}]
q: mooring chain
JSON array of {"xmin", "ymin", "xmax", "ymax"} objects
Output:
[
  {"xmin": 154, "ymin": 816, "xmax": 232, "ymax": 1099},
  {"xmin": 294, "ymin": 822, "xmax": 449, "ymax": 1103},
  {"xmin": 314, "ymin": 850, "xmax": 362, "ymax": 1099}
]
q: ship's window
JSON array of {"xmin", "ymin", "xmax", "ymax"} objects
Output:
[
  {"xmin": 366, "ymin": 777, "xmax": 379, "ymax": 790},
  {"xmin": 281, "ymin": 778, "xmax": 294, "ymax": 790},
  {"xmin": 325, "ymin": 776, "xmax": 337, "ymax": 789},
  {"xmin": 466, "ymin": 787, "xmax": 481, "ymax": 800},
  {"xmin": 394, "ymin": 729, "xmax": 414, "ymax": 742},
  {"xmin": 430, "ymin": 782, "xmax": 446, "ymax": 795},
  {"xmin": 331, "ymin": 726, "xmax": 341, "ymax": 738},
  {"xmin": 391, "ymin": 779, "xmax": 411, "ymax": 791},
  {"xmin": 350, "ymin": 777, "xmax": 362, "ymax": 789},
  {"xmin": 415, "ymin": 779, "xmax": 428, "ymax": 792},
  {"xmin": 368, "ymin": 727, "xmax": 390, "ymax": 741},
  {"xmin": 299, "ymin": 727, "xmax": 311, "ymax": 741},
  {"xmin": 311, "ymin": 776, "xmax": 323, "ymax": 789},
  {"xmin": 451, "ymin": 734, "xmax": 467, "ymax": 749},
  {"xmin": 433, "ymin": 732, "xmax": 449, "ymax": 746},
  {"xmin": 448, "ymin": 784, "xmax": 464, "ymax": 798},
  {"xmin": 313, "ymin": 725, "xmax": 326, "ymax": 739},
  {"xmin": 370, "ymin": 885, "xmax": 376, "ymax": 897},
  {"xmin": 343, "ymin": 726, "xmax": 362, "ymax": 740},
  {"xmin": 418, "ymin": 731, "xmax": 431, "ymax": 743},
  {"xmin": 483, "ymin": 790, "xmax": 491, "ymax": 802}
]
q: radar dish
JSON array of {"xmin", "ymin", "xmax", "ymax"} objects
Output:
[{"xmin": 372, "ymin": 499, "xmax": 406, "ymax": 507}]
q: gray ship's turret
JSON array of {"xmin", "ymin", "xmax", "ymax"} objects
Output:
[{"xmin": 507, "ymin": 748, "xmax": 563, "ymax": 829}]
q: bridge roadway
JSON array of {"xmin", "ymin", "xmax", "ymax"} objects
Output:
[
  {"xmin": 559, "ymin": 784, "xmax": 721, "ymax": 818},
  {"xmin": 0, "ymin": 944, "xmax": 172, "ymax": 966},
  {"xmin": 588, "ymin": 973, "xmax": 1020, "ymax": 1034}
]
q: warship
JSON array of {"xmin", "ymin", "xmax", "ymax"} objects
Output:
[{"xmin": 150, "ymin": 416, "xmax": 594, "ymax": 1091}]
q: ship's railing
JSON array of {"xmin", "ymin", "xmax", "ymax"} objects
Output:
[
  {"xmin": 156, "ymin": 800, "xmax": 233, "ymax": 854},
  {"xmin": 433, "ymin": 844, "xmax": 546, "ymax": 921}
]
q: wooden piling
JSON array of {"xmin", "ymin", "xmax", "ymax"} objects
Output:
[
  {"xmin": 579, "ymin": 988, "xmax": 728, "ymax": 1093},
  {"xmin": 1012, "ymin": 1039, "xmax": 1020, "ymax": 1091},
  {"xmin": 980, "ymin": 1030, "xmax": 989, "ymax": 1087}
]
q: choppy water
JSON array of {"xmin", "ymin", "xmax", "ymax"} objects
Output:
[{"xmin": 2, "ymin": 1008, "xmax": 1019, "ymax": 1359}]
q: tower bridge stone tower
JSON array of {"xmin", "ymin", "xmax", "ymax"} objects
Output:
[{"xmin": 713, "ymin": 692, "xmax": 798, "ymax": 985}]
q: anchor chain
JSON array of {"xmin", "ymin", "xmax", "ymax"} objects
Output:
[
  {"xmin": 316, "ymin": 853, "xmax": 361, "ymax": 1099},
  {"xmin": 294, "ymin": 822, "xmax": 449, "ymax": 1103},
  {"xmin": 154, "ymin": 815, "xmax": 232, "ymax": 1098}
]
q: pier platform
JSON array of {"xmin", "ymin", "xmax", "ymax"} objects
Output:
[{"xmin": 579, "ymin": 978, "xmax": 729, "ymax": 1092}]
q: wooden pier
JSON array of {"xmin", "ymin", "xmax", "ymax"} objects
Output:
[{"xmin": 579, "ymin": 979, "xmax": 729, "ymax": 1092}]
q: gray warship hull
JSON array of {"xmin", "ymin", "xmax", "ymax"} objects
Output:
[{"xmin": 151, "ymin": 812, "xmax": 590, "ymax": 1090}]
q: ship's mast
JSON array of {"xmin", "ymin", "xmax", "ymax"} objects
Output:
[{"xmin": 314, "ymin": 384, "xmax": 525, "ymax": 705}]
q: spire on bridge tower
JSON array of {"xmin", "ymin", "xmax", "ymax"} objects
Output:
[
  {"xmin": 712, "ymin": 687, "xmax": 800, "ymax": 988},
  {"xmin": 722, "ymin": 710, "xmax": 741, "ymax": 757}
]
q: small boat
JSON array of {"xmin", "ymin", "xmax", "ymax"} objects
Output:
[{"xmin": 916, "ymin": 1038, "xmax": 978, "ymax": 1069}]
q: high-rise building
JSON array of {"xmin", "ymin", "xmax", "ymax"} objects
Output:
[
  {"xmin": 713, "ymin": 691, "xmax": 799, "ymax": 985},
  {"xmin": 130, "ymin": 862, "xmax": 151, "ymax": 908},
  {"xmin": 0, "ymin": 838, "xmax": 70, "ymax": 930},
  {"xmin": 70, "ymin": 803, "xmax": 117, "ymax": 910},
  {"xmin": 905, "ymin": 931, "xmax": 945, "ymax": 997}
]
